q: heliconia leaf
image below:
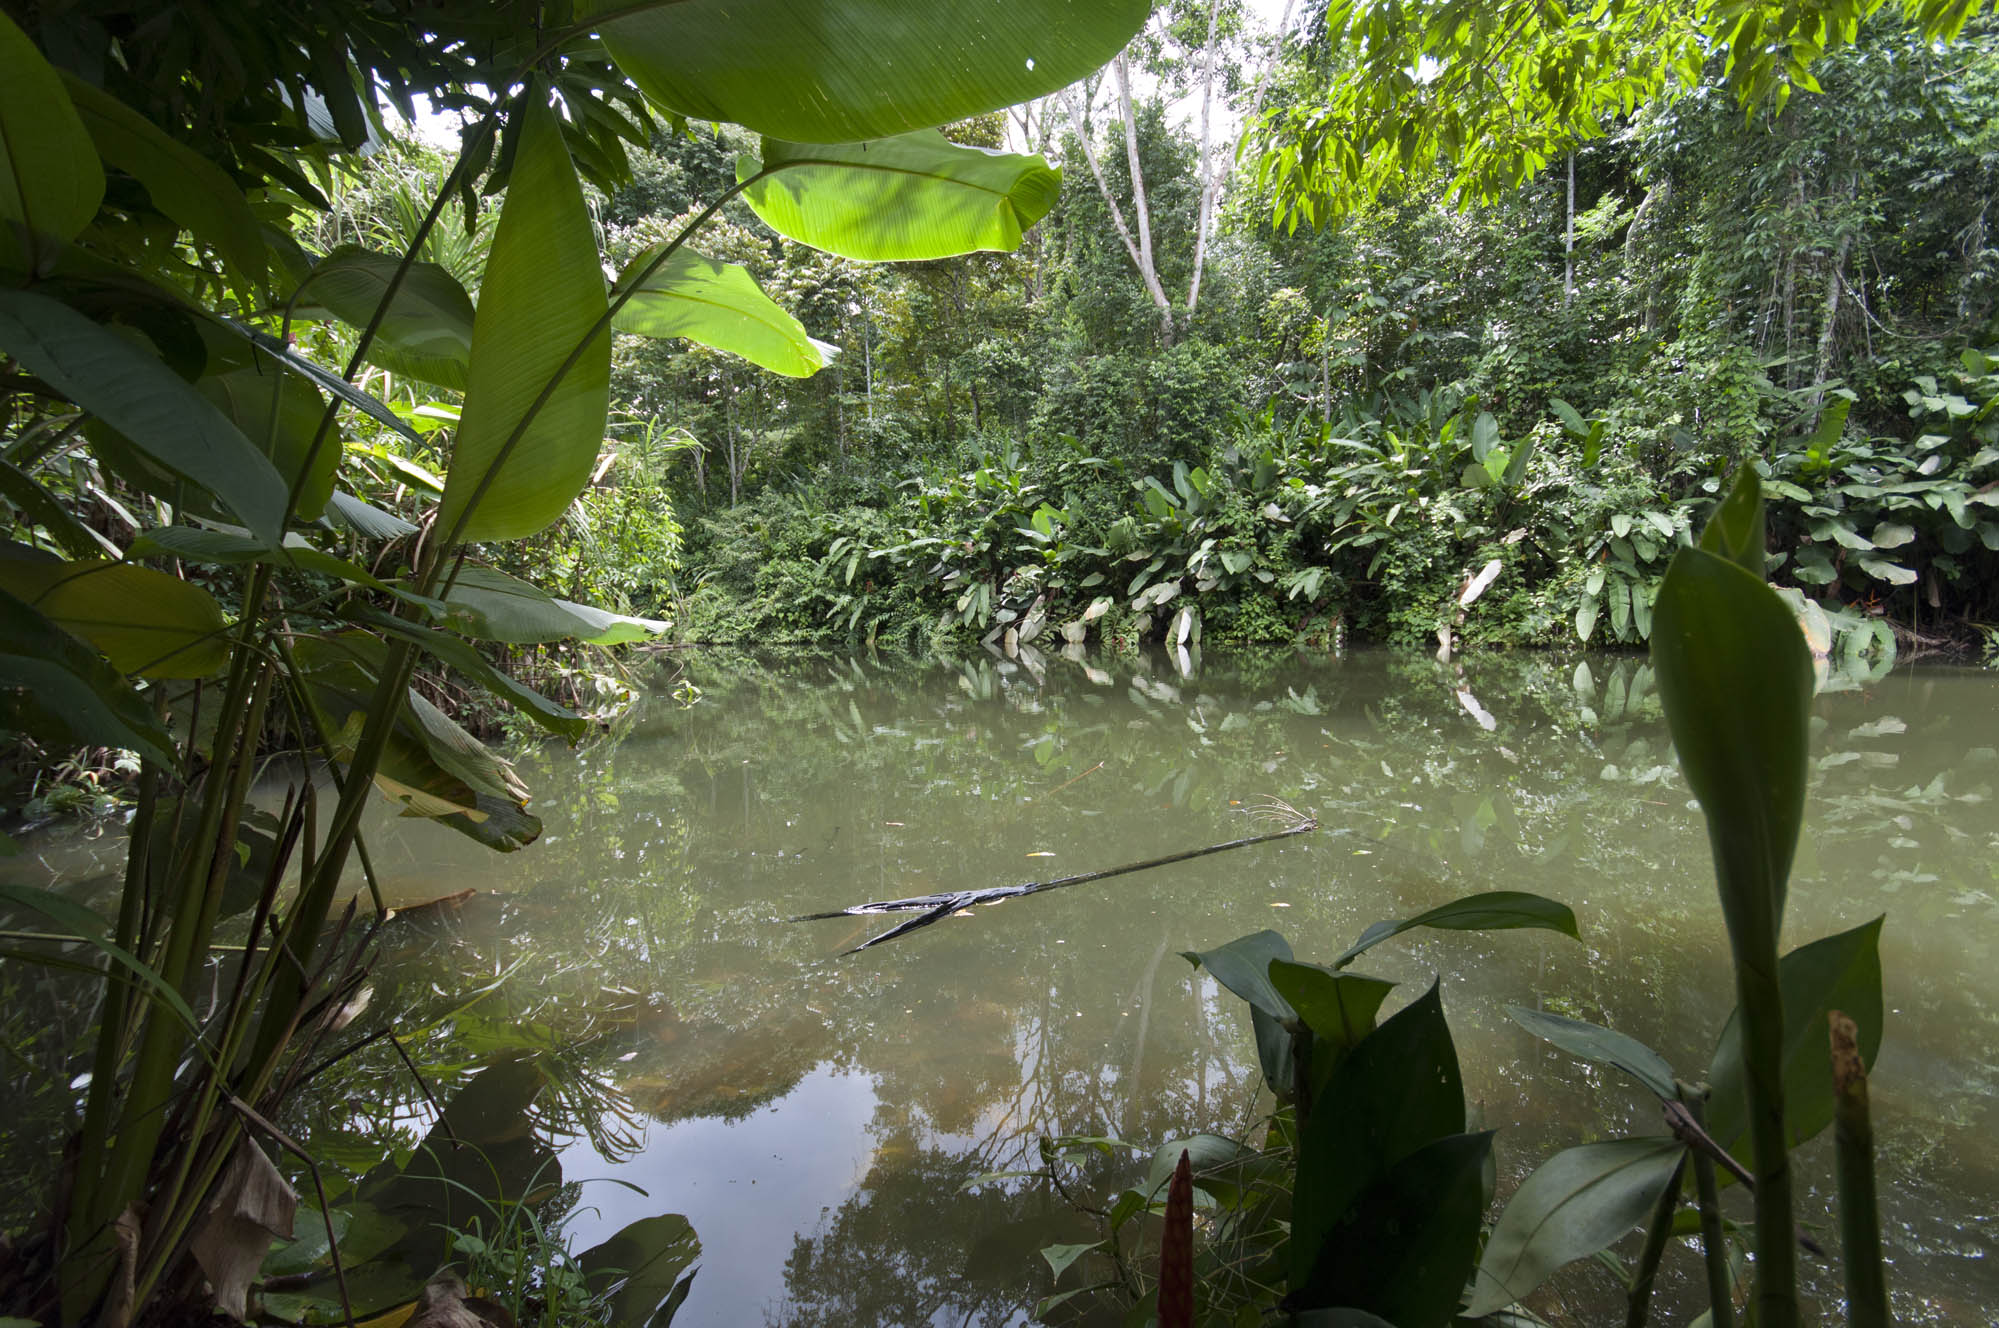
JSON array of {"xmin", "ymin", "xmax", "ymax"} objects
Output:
[
  {"xmin": 1506, "ymin": 1005, "xmax": 1679, "ymax": 1102},
  {"xmin": 578, "ymin": 1214, "xmax": 700, "ymax": 1328},
  {"xmin": 196, "ymin": 364, "xmax": 337, "ymax": 520},
  {"xmin": 1291, "ymin": 984, "xmax": 1464, "ymax": 1290},
  {"xmin": 430, "ymin": 565, "xmax": 667, "ymax": 645},
  {"xmin": 1651, "ymin": 499, "xmax": 1813, "ymax": 962},
  {"xmin": 300, "ymin": 245, "xmax": 476, "ymax": 390},
  {"xmin": 60, "ymin": 72, "xmax": 265, "ymax": 283},
  {"xmin": 0, "ymin": 588, "xmax": 174, "ymax": 765},
  {"xmin": 439, "ymin": 94, "xmax": 610, "ymax": 544},
  {"xmin": 612, "ymin": 247, "xmax": 832, "ymax": 377},
  {"xmin": 361, "ymin": 610, "xmax": 587, "ymax": 741},
  {"xmin": 0, "ymin": 556, "xmax": 230, "ymax": 678},
  {"xmin": 0, "ymin": 458, "xmax": 120, "ymax": 559},
  {"xmin": 1698, "ymin": 463, "xmax": 1767, "ymax": 577},
  {"xmin": 1465, "ymin": 1136, "xmax": 1687, "ymax": 1317},
  {"xmin": 1181, "ymin": 929, "xmax": 1296, "ymax": 1021},
  {"xmin": 740, "ymin": 133, "xmax": 1061, "ymax": 261},
  {"xmin": 0, "ymin": 290, "xmax": 288, "ymax": 543},
  {"xmin": 0, "ymin": 11, "xmax": 104, "ymax": 261},
  {"xmin": 585, "ymin": 0, "xmax": 1151, "ymax": 144},
  {"xmin": 1705, "ymin": 916, "xmax": 1885, "ymax": 1167},
  {"xmin": 221, "ymin": 319, "xmax": 424, "ymax": 446},
  {"xmin": 1269, "ymin": 960, "xmax": 1395, "ymax": 1054},
  {"xmin": 1331, "ymin": 891, "xmax": 1579, "ymax": 969}
]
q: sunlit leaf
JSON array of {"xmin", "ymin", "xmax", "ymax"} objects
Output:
[
  {"xmin": 586, "ymin": 0, "xmax": 1151, "ymax": 144},
  {"xmin": 741, "ymin": 133, "xmax": 1060, "ymax": 261},
  {"xmin": 430, "ymin": 565, "xmax": 668, "ymax": 646},
  {"xmin": 0, "ymin": 556, "xmax": 230, "ymax": 678},
  {"xmin": 439, "ymin": 94, "xmax": 610, "ymax": 543},
  {"xmin": 612, "ymin": 247, "xmax": 831, "ymax": 377},
  {"xmin": 1331, "ymin": 891, "xmax": 1578, "ymax": 969},
  {"xmin": 301, "ymin": 245, "xmax": 476, "ymax": 390}
]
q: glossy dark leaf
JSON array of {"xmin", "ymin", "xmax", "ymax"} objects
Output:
[
  {"xmin": 1705, "ymin": 916, "xmax": 1885, "ymax": 1165},
  {"xmin": 1182, "ymin": 929, "xmax": 1295, "ymax": 1021},
  {"xmin": 1506, "ymin": 1006, "xmax": 1679, "ymax": 1102},
  {"xmin": 0, "ymin": 290, "xmax": 287, "ymax": 543},
  {"xmin": 1465, "ymin": 1136, "xmax": 1687, "ymax": 1317},
  {"xmin": 1292, "ymin": 1130, "xmax": 1495, "ymax": 1322},
  {"xmin": 1269, "ymin": 960, "xmax": 1394, "ymax": 1054},
  {"xmin": 578, "ymin": 1213, "xmax": 700, "ymax": 1328},
  {"xmin": 1332, "ymin": 891, "xmax": 1579, "ymax": 969},
  {"xmin": 1291, "ymin": 983, "xmax": 1464, "ymax": 1289}
]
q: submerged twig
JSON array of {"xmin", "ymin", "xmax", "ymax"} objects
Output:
[{"xmin": 793, "ymin": 799, "xmax": 1319, "ymax": 953}]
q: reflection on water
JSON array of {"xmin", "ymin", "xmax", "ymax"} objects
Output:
[{"xmin": 4, "ymin": 648, "xmax": 1996, "ymax": 1324}]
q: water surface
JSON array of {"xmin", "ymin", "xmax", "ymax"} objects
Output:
[{"xmin": 6, "ymin": 648, "xmax": 1995, "ymax": 1324}]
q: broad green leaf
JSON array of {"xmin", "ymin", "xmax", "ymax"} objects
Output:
[
  {"xmin": 0, "ymin": 588, "xmax": 173, "ymax": 765},
  {"xmin": 439, "ymin": 94, "xmax": 611, "ymax": 543},
  {"xmin": 1465, "ymin": 1136, "xmax": 1687, "ymax": 1317},
  {"xmin": 326, "ymin": 490, "xmax": 419, "ymax": 540},
  {"xmin": 1470, "ymin": 410, "xmax": 1501, "ymax": 461},
  {"xmin": 1331, "ymin": 891, "xmax": 1579, "ymax": 969},
  {"xmin": 578, "ymin": 1213, "xmax": 700, "ymax": 1328},
  {"xmin": 1705, "ymin": 916, "xmax": 1884, "ymax": 1166},
  {"xmin": 196, "ymin": 364, "xmax": 337, "ymax": 520},
  {"xmin": 1182, "ymin": 929, "xmax": 1295, "ymax": 1021},
  {"xmin": 612, "ymin": 247, "xmax": 831, "ymax": 377},
  {"xmin": 1803, "ymin": 397, "xmax": 1850, "ymax": 466},
  {"xmin": 586, "ymin": 0, "xmax": 1150, "ymax": 144},
  {"xmin": 0, "ymin": 11, "xmax": 103, "ymax": 259},
  {"xmin": 1142, "ymin": 1134, "xmax": 1259, "ymax": 1209},
  {"xmin": 1039, "ymin": 1242, "xmax": 1100, "ymax": 1279},
  {"xmin": 301, "ymin": 246, "xmax": 476, "ymax": 390},
  {"xmin": 1268, "ymin": 961, "xmax": 1395, "ymax": 1054},
  {"xmin": 1291, "ymin": 983, "xmax": 1464, "ymax": 1288},
  {"xmin": 1698, "ymin": 465, "xmax": 1767, "ymax": 577},
  {"xmin": 1292, "ymin": 1131, "xmax": 1494, "ymax": 1322},
  {"xmin": 224, "ymin": 319, "xmax": 424, "ymax": 446},
  {"xmin": 0, "ymin": 556, "xmax": 229, "ymax": 678},
  {"xmin": 0, "ymin": 290, "xmax": 287, "ymax": 543},
  {"xmin": 1550, "ymin": 398, "xmax": 1587, "ymax": 436},
  {"xmin": 1650, "ymin": 542, "xmax": 1813, "ymax": 959},
  {"xmin": 60, "ymin": 73, "xmax": 264, "ymax": 283},
  {"xmin": 361, "ymin": 610, "xmax": 587, "ymax": 740},
  {"xmin": 1506, "ymin": 1006, "xmax": 1678, "ymax": 1102},
  {"xmin": 431, "ymin": 565, "xmax": 668, "ymax": 646},
  {"xmin": 740, "ymin": 133, "xmax": 1060, "ymax": 261}
]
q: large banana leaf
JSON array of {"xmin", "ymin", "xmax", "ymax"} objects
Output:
[
  {"xmin": 0, "ymin": 556, "xmax": 231, "ymax": 679},
  {"xmin": 0, "ymin": 589, "xmax": 173, "ymax": 766},
  {"xmin": 612, "ymin": 247, "xmax": 832, "ymax": 378},
  {"xmin": 196, "ymin": 364, "xmax": 338, "ymax": 521},
  {"xmin": 741, "ymin": 133, "xmax": 1060, "ymax": 261},
  {"xmin": 0, "ymin": 290, "xmax": 289, "ymax": 543},
  {"xmin": 584, "ymin": 0, "xmax": 1150, "ymax": 144},
  {"xmin": 0, "ymin": 11, "xmax": 103, "ymax": 257},
  {"xmin": 300, "ymin": 246, "xmax": 476, "ymax": 390},
  {"xmin": 438, "ymin": 95, "xmax": 610, "ymax": 544}
]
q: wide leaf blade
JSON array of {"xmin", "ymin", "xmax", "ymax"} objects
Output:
[
  {"xmin": 0, "ymin": 11, "xmax": 103, "ymax": 256},
  {"xmin": 1506, "ymin": 1006, "xmax": 1679, "ymax": 1102},
  {"xmin": 741, "ymin": 133, "xmax": 1061, "ymax": 261},
  {"xmin": 613, "ymin": 248, "xmax": 831, "ymax": 377},
  {"xmin": 0, "ymin": 556, "xmax": 230, "ymax": 678},
  {"xmin": 1465, "ymin": 1136, "xmax": 1687, "ymax": 1317},
  {"xmin": 1332, "ymin": 891, "xmax": 1579, "ymax": 969},
  {"xmin": 301, "ymin": 245, "xmax": 476, "ymax": 390},
  {"xmin": 0, "ymin": 290, "xmax": 288, "ymax": 543},
  {"xmin": 1181, "ymin": 930, "xmax": 1295, "ymax": 1021},
  {"xmin": 431, "ymin": 565, "xmax": 667, "ymax": 646},
  {"xmin": 586, "ymin": 0, "xmax": 1150, "ymax": 144},
  {"xmin": 1705, "ymin": 916, "xmax": 1885, "ymax": 1165},
  {"xmin": 439, "ymin": 95, "xmax": 611, "ymax": 543},
  {"xmin": 0, "ymin": 588, "xmax": 174, "ymax": 765}
]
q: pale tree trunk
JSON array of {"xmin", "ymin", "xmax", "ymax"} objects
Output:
[
  {"xmin": 1115, "ymin": 54, "xmax": 1176, "ymax": 344},
  {"xmin": 1186, "ymin": 0, "xmax": 1226, "ymax": 315},
  {"xmin": 1062, "ymin": 79, "xmax": 1175, "ymax": 343},
  {"xmin": 1563, "ymin": 152, "xmax": 1576, "ymax": 307}
]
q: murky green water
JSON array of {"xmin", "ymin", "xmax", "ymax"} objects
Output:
[{"xmin": 7, "ymin": 648, "xmax": 1996, "ymax": 1324}]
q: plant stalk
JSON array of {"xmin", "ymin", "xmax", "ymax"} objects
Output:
[
  {"xmin": 1682, "ymin": 1083, "xmax": 1737, "ymax": 1328},
  {"xmin": 1830, "ymin": 1011, "xmax": 1887, "ymax": 1327},
  {"xmin": 1624, "ymin": 1151, "xmax": 1688, "ymax": 1328}
]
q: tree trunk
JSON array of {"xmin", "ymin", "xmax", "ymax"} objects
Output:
[
  {"xmin": 1563, "ymin": 152, "xmax": 1576, "ymax": 308},
  {"xmin": 1063, "ymin": 75, "xmax": 1174, "ymax": 346},
  {"xmin": 1186, "ymin": 0, "xmax": 1226, "ymax": 316}
]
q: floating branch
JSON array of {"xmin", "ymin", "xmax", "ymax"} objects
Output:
[{"xmin": 793, "ymin": 798, "xmax": 1318, "ymax": 954}]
